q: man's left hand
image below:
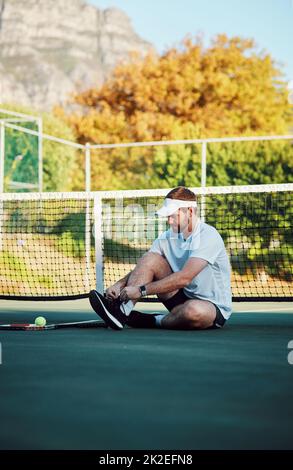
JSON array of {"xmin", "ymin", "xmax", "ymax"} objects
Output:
[{"xmin": 120, "ymin": 286, "xmax": 141, "ymax": 302}]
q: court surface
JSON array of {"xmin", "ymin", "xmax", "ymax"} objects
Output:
[{"xmin": 0, "ymin": 299, "xmax": 292, "ymax": 450}]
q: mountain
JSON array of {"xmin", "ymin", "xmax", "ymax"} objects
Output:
[{"xmin": 0, "ymin": 0, "xmax": 152, "ymax": 110}]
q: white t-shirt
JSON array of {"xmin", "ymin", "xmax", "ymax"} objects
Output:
[{"xmin": 149, "ymin": 220, "xmax": 232, "ymax": 319}]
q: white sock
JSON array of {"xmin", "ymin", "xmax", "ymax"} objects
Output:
[
  {"xmin": 155, "ymin": 314, "xmax": 166, "ymax": 327},
  {"xmin": 120, "ymin": 300, "xmax": 134, "ymax": 316}
]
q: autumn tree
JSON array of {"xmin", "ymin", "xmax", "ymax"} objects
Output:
[{"xmin": 60, "ymin": 34, "xmax": 292, "ymax": 189}]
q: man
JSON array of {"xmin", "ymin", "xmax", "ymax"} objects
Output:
[{"xmin": 89, "ymin": 186, "xmax": 232, "ymax": 330}]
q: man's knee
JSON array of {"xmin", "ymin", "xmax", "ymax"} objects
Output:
[
  {"xmin": 183, "ymin": 302, "xmax": 212, "ymax": 329},
  {"xmin": 137, "ymin": 252, "xmax": 160, "ymax": 267},
  {"xmin": 137, "ymin": 252, "xmax": 172, "ymax": 278}
]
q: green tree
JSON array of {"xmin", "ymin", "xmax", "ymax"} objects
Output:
[{"xmin": 1, "ymin": 104, "xmax": 82, "ymax": 191}]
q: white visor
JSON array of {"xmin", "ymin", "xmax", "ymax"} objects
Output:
[{"xmin": 156, "ymin": 198, "xmax": 197, "ymax": 217}]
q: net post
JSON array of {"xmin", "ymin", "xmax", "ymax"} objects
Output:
[
  {"xmin": 201, "ymin": 141, "xmax": 207, "ymax": 221},
  {"xmin": 84, "ymin": 144, "xmax": 92, "ymax": 290},
  {"xmin": 38, "ymin": 117, "xmax": 43, "ymax": 192},
  {"xmin": 84, "ymin": 196, "xmax": 91, "ymax": 292},
  {"xmin": 94, "ymin": 194, "xmax": 104, "ymax": 294}
]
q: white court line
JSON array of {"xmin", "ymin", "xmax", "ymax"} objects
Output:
[{"xmin": 235, "ymin": 307, "xmax": 293, "ymax": 313}]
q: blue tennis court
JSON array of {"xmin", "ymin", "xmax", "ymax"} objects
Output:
[{"xmin": 1, "ymin": 299, "xmax": 292, "ymax": 450}]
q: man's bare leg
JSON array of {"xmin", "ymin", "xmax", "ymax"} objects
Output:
[
  {"xmin": 126, "ymin": 252, "xmax": 178, "ymax": 303},
  {"xmin": 125, "ymin": 253, "xmax": 217, "ymax": 330},
  {"xmin": 161, "ymin": 299, "xmax": 217, "ymax": 330}
]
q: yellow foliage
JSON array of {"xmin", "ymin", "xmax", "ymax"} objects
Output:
[{"xmin": 57, "ymin": 34, "xmax": 292, "ymax": 189}]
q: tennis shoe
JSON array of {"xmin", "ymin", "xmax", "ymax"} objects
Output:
[{"xmin": 89, "ymin": 290, "xmax": 127, "ymax": 330}]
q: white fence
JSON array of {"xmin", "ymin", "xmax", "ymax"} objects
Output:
[{"xmin": 0, "ymin": 108, "xmax": 292, "ymax": 193}]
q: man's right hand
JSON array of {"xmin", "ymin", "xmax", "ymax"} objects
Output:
[{"xmin": 105, "ymin": 282, "xmax": 124, "ymax": 300}]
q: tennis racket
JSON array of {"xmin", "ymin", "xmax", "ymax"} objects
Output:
[{"xmin": 0, "ymin": 319, "xmax": 107, "ymax": 331}]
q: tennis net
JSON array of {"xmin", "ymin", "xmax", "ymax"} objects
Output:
[{"xmin": 0, "ymin": 183, "xmax": 292, "ymax": 301}]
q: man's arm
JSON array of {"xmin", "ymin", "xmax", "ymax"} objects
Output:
[
  {"xmin": 119, "ymin": 258, "xmax": 207, "ymax": 301},
  {"xmin": 145, "ymin": 257, "xmax": 207, "ymax": 295}
]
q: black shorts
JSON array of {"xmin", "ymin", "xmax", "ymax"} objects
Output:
[{"xmin": 161, "ymin": 289, "xmax": 226, "ymax": 329}]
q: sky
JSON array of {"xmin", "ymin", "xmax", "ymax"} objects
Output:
[{"xmin": 89, "ymin": 0, "xmax": 293, "ymax": 82}]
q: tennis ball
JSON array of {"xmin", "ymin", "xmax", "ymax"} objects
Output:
[{"xmin": 35, "ymin": 316, "xmax": 46, "ymax": 327}]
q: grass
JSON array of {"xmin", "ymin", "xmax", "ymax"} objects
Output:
[{"xmin": 0, "ymin": 250, "xmax": 54, "ymax": 287}]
